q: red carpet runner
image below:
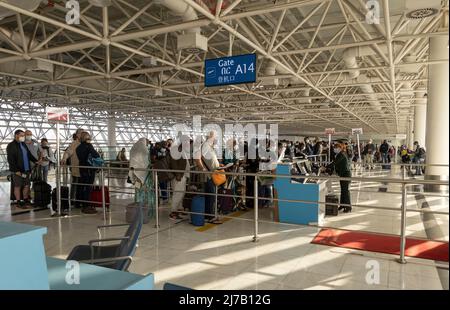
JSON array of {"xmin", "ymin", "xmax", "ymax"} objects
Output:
[{"xmin": 312, "ymin": 228, "xmax": 449, "ymax": 262}]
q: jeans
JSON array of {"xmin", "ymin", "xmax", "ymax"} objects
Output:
[
  {"xmin": 340, "ymin": 181, "xmax": 351, "ymax": 209},
  {"xmin": 77, "ymin": 174, "xmax": 95, "ymax": 208},
  {"xmin": 159, "ymin": 181, "xmax": 168, "ymax": 201},
  {"xmin": 381, "ymin": 153, "xmax": 389, "ymax": 164},
  {"xmin": 205, "ymin": 178, "xmax": 216, "ymax": 219},
  {"xmin": 41, "ymin": 165, "xmax": 49, "ymax": 183},
  {"xmin": 413, "ymin": 157, "xmax": 424, "ymax": 175}
]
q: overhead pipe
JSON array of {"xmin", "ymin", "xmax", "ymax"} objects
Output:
[
  {"xmin": 0, "ymin": 0, "xmax": 41, "ymax": 20},
  {"xmin": 155, "ymin": 0, "xmax": 208, "ymax": 33}
]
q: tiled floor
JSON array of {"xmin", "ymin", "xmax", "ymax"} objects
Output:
[{"xmin": 0, "ymin": 167, "xmax": 448, "ymax": 290}]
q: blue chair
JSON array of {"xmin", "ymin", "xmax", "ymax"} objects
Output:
[{"xmin": 67, "ymin": 206, "xmax": 143, "ymax": 271}]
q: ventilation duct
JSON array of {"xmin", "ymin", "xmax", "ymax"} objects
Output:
[
  {"xmin": 341, "ymin": 43, "xmax": 404, "ymax": 114},
  {"xmin": 0, "ymin": 0, "xmax": 42, "ymax": 20},
  {"xmin": 156, "ymin": 0, "xmax": 208, "ymax": 53},
  {"xmin": 88, "ymin": 0, "xmax": 112, "ymax": 7}
]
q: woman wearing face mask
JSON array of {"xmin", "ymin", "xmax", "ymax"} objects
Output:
[
  {"xmin": 323, "ymin": 141, "xmax": 352, "ymax": 213},
  {"xmin": 39, "ymin": 138, "xmax": 55, "ymax": 183}
]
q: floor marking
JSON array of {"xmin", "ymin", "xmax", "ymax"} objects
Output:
[{"xmin": 195, "ymin": 210, "xmax": 248, "ymax": 232}]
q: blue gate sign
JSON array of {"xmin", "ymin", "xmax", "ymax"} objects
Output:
[{"xmin": 204, "ymin": 54, "xmax": 257, "ymax": 87}]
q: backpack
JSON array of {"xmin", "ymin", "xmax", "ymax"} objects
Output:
[
  {"xmin": 418, "ymin": 147, "xmax": 426, "ymax": 158},
  {"xmin": 88, "ymin": 154, "xmax": 104, "ymax": 167}
]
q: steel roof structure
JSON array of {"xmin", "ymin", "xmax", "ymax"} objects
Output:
[{"xmin": 0, "ymin": 0, "xmax": 448, "ymax": 136}]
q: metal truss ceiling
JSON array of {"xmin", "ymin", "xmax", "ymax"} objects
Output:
[{"xmin": 0, "ymin": 0, "xmax": 449, "ymax": 135}]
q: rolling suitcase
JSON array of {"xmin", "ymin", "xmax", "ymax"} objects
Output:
[
  {"xmin": 218, "ymin": 187, "xmax": 234, "ymax": 214},
  {"xmin": 325, "ymin": 194, "xmax": 339, "ymax": 216},
  {"xmin": 90, "ymin": 186, "xmax": 110, "ymax": 209},
  {"xmin": 33, "ymin": 181, "xmax": 52, "ymax": 207},
  {"xmin": 191, "ymin": 196, "xmax": 205, "ymax": 226},
  {"xmin": 51, "ymin": 186, "xmax": 70, "ymax": 212}
]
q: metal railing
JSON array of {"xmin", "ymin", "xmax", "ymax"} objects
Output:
[{"xmin": 7, "ymin": 159, "xmax": 449, "ymax": 265}]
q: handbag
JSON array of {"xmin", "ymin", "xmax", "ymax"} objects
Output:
[
  {"xmin": 30, "ymin": 165, "xmax": 42, "ymax": 182},
  {"xmin": 201, "ymin": 155, "xmax": 226, "ymax": 187},
  {"xmin": 212, "ymin": 169, "xmax": 226, "ymax": 187}
]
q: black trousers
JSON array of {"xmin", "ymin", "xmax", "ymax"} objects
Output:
[{"xmin": 340, "ymin": 180, "xmax": 351, "ymax": 209}]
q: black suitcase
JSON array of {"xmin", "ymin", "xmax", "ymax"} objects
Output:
[
  {"xmin": 325, "ymin": 194, "xmax": 339, "ymax": 216},
  {"xmin": 33, "ymin": 181, "xmax": 52, "ymax": 207},
  {"xmin": 52, "ymin": 186, "xmax": 70, "ymax": 212}
]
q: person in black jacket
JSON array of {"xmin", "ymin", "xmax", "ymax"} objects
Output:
[
  {"xmin": 7, "ymin": 130, "xmax": 39, "ymax": 209},
  {"xmin": 380, "ymin": 140, "xmax": 390, "ymax": 165},
  {"xmin": 323, "ymin": 141, "xmax": 352, "ymax": 213},
  {"xmin": 76, "ymin": 132, "xmax": 100, "ymax": 214}
]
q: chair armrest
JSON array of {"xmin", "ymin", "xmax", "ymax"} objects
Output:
[
  {"xmin": 88, "ymin": 236, "xmax": 130, "ymax": 246},
  {"xmin": 79, "ymin": 256, "xmax": 133, "ymax": 265},
  {"xmin": 97, "ymin": 224, "xmax": 130, "ymax": 229},
  {"xmin": 88, "ymin": 237, "xmax": 130, "ymax": 260},
  {"xmin": 97, "ymin": 224, "xmax": 130, "ymax": 238}
]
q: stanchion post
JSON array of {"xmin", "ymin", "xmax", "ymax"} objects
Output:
[
  {"xmin": 100, "ymin": 168, "xmax": 106, "ymax": 221},
  {"xmin": 253, "ymin": 175, "xmax": 259, "ymax": 242},
  {"xmin": 154, "ymin": 170, "xmax": 160, "ymax": 229},
  {"xmin": 397, "ymin": 165, "xmax": 407, "ymax": 264},
  {"xmin": 56, "ymin": 122, "xmax": 61, "ymax": 216},
  {"xmin": 214, "ymin": 185, "xmax": 219, "ymax": 220}
]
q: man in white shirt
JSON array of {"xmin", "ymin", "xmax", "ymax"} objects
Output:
[{"xmin": 194, "ymin": 131, "xmax": 220, "ymax": 222}]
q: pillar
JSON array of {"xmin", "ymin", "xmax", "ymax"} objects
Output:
[
  {"xmin": 107, "ymin": 116, "xmax": 117, "ymax": 160},
  {"xmin": 414, "ymin": 90, "xmax": 427, "ymax": 146},
  {"xmin": 407, "ymin": 118, "xmax": 414, "ymax": 150},
  {"xmin": 425, "ymin": 35, "xmax": 449, "ymax": 185}
]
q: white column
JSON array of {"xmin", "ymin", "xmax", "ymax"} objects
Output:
[
  {"xmin": 107, "ymin": 116, "xmax": 117, "ymax": 160},
  {"xmin": 414, "ymin": 90, "xmax": 427, "ymax": 146},
  {"xmin": 407, "ymin": 118, "xmax": 414, "ymax": 150},
  {"xmin": 425, "ymin": 35, "xmax": 449, "ymax": 179}
]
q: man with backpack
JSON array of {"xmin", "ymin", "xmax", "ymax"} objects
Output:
[
  {"xmin": 380, "ymin": 140, "xmax": 390, "ymax": 169},
  {"xmin": 413, "ymin": 141, "xmax": 426, "ymax": 176}
]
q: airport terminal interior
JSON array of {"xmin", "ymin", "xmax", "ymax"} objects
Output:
[{"xmin": 0, "ymin": 0, "xmax": 449, "ymax": 291}]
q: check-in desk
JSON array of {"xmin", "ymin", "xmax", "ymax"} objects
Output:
[
  {"xmin": 274, "ymin": 163, "xmax": 327, "ymax": 226},
  {"xmin": 0, "ymin": 221, "xmax": 154, "ymax": 290}
]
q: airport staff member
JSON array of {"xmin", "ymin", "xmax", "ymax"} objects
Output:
[{"xmin": 323, "ymin": 140, "xmax": 352, "ymax": 213}]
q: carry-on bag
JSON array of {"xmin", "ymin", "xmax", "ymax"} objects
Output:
[{"xmin": 325, "ymin": 194, "xmax": 339, "ymax": 216}]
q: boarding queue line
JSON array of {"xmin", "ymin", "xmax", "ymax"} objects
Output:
[{"xmin": 48, "ymin": 160, "xmax": 450, "ymax": 266}]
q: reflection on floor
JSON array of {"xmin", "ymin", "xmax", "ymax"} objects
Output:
[{"xmin": 0, "ymin": 167, "xmax": 448, "ymax": 290}]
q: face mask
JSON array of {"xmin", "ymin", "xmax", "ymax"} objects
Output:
[
  {"xmin": 25, "ymin": 136, "xmax": 32, "ymax": 141},
  {"xmin": 19, "ymin": 137, "xmax": 25, "ymax": 142},
  {"xmin": 334, "ymin": 147, "xmax": 341, "ymax": 154}
]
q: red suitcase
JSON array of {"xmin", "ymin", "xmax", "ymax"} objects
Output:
[{"xmin": 90, "ymin": 186, "xmax": 110, "ymax": 209}]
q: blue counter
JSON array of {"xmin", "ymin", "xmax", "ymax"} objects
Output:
[{"xmin": 274, "ymin": 164, "xmax": 327, "ymax": 225}]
